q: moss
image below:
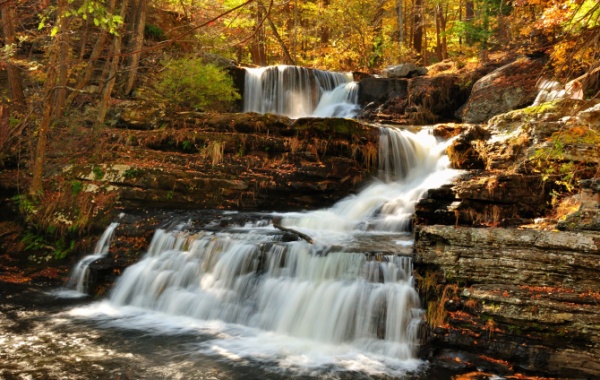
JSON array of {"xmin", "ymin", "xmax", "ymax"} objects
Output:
[{"xmin": 522, "ymin": 101, "xmax": 559, "ymax": 115}]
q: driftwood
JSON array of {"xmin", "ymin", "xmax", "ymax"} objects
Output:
[
  {"xmin": 568, "ymin": 64, "xmax": 600, "ymax": 98},
  {"xmin": 272, "ymin": 219, "xmax": 313, "ymax": 244}
]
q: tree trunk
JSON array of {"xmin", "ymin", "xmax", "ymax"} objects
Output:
[
  {"xmin": 0, "ymin": 102, "xmax": 10, "ymax": 153},
  {"xmin": 465, "ymin": 1, "xmax": 475, "ymax": 45},
  {"xmin": 124, "ymin": 0, "xmax": 147, "ymax": 95},
  {"xmin": 30, "ymin": 29, "xmax": 62, "ymax": 195},
  {"xmin": 413, "ymin": 0, "xmax": 423, "ymax": 56},
  {"xmin": 435, "ymin": 4, "xmax": 442, "ymax": 62},
  {"xmin": 396, "ymin": 0, "xmax": 403, "ymax": 43},
  {"xmin": 250, "ymin": 2, "xmax": 267, "ymax": 65},
  {"xmin": 370, "ymin": 0, "xmax": 386, "ymax": 68},
  {"xmin": 96, "ymin": 0, "xmax": 130, "ymax": 127},
  {"xmin": 266, "ymin": 14, "xmax": 295, "ymax": 64},
  {"xmin": 1, "ymin": 1, "xmax": 26, "ymax": 105},
  {"xmin": 259, "ymin": 2, "xmax": 294, "ymax": 64},
  {"xmin": 53, "ymin": 3, "xmax": 71, "ymax": 118},
  {"xmin": 480, "ymin": 0, "xmax": 490, "ymax": 62},
  {"xmin": 66, "ymin": 0, "xmax": 117, "ymax": 107},
  {"xmin": 436, "ymin": 3, "xmax": 448, "ymax": 60}
]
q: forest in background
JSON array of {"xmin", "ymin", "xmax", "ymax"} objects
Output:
[{"xmin": 1, "ymin": 0, "xmax": 599, "ymax": 199}]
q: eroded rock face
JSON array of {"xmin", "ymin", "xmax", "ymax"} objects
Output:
[
  {"xmin": 48, "ymin": 110, "xmax": 380, "ymax": 231},
  {"xmin": 414, "ymin": 225, "xmax": 600, "ymax": 379},
  {"xmin": 459, "ymin": 58, "xmax": 545, "ymax": 123}
]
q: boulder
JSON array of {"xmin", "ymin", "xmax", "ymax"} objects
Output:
[
  {"xmin": 383, "ymin": 63, "xmax": 428, "ymax": 78},
  {"xmin": 459, "ymin": 58, "xmax": 545, "ymax": 123}
]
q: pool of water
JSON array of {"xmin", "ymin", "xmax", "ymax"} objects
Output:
[{"xmin": 0, "ymin": 282, "xmax": 464, "ymax": 380}]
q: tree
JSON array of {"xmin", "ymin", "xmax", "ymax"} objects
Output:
[
  {"xmin": 1, "ymin": 0, "xmax": 25, "ymax": 105},
  {"xmin": 124, "ymin": 0, "xmax": 147, "ymax": 94}
]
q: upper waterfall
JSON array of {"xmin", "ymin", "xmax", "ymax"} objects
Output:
[{"xmin": 243, "ymin": 65, "xmax": 359, "ymax": 118}]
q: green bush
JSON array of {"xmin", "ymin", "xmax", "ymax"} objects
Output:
[
  {"xmin": 144, "ymin": 24, "xmax": 165, "ymax": 41},
  {"xmin": 156, "ymin": 58, "xmax": 240, "ymax": 112}
]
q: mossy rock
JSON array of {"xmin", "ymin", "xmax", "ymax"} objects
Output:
[{"xmin": 293, "ymin": 117, "xmax": 375, "ymax": 140}]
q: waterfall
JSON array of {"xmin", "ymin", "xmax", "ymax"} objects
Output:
[
  {"xmin": 243, "ymin": 65, "xmax": 359, "ymax": 118},
  {"xmin": 68, "ymin": 126, "xmax": 460, "ymax": 376},
  {"xmin": 108, "ymin": 230, "xmax": 420, "ymax": 360},
  {"xmin": 279, "ymin": 127, "xmax": 458, "ymax": 233},
  {"xmin": 60, "ymin": 222, "xmax": 119, "ymax": 296}
]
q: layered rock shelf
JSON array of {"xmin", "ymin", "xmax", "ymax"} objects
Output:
[{"xmin": 414, "ymin": 225, "xmax": 600, "ymax": 378}]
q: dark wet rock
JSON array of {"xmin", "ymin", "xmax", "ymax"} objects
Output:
[
  {"xmin": 358, "ymin": 75, "xmax": 468, "ymax": 124},
  {"xmin": 414, "ymin": 172, "xmax": 552, "ymax": 228},
  {"xmin": 358, "ymin": 77, "xmax": 408, "ymax": 106},
  {"xmin": 446, "ymin": 125, "xmax": 490, "ymax": 169}
]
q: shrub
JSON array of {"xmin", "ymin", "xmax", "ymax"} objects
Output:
[
  {"xmin": 144, "ymin": 24, "xmax": 165, "ymax": 41},
  {"xmin": 156, "ymin": 58, "xmax": 240, "ymax": 112}
]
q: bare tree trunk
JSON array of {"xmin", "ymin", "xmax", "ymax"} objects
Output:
[
  {"xmin": 266, "ymin": 14, "xmax": 295, "ymax": 64},
  {"xmin": 96, "ymin": 0, "xmax": 130, "ymax": 127},
  {"xmin": 413, "ymin": 0, "xmax": 423, "ymax": 56},
  {"xmin": 124, "ymin": 0, "xmax": 147, "ymax": 95},
  {"xmin": 0, "ymin": 102, "xmax": 10, "ymax": 153},
  {"xmin": 435, "ymin": 5, "xmax": 442, "ymax": 61},
  {"xmin": 30, "ymin": 0, "xmax": 71, "ymax": 196},
  {"xmin": 66, "ymin": 0, "xmax": 117, "ymax": 107},
  {"xmin": 396, "ymin": 0, "xmax": 404, "ymax": 43},
  {"xmin": 1, "ymin": 1, "xmax": 26, "ymax": 105},
  {"xmin": 465, "ymin": 1, "xmax": 475, "ymax": 45},
  {"xmin": 53, "ymin": 2, "xmax": 71, "ymax": 118},
  {"xmin": 293, "ymin": 0, "xmax": 298, "ymax": 60},
  {"xmin": 250, "ymin": 2, "xmax": 267, "ymax": 65},
  {"xmin": 79, "ymin": 18, "xmax": 89, "ymax": 60},
  {"xmin": 435, "ymin": 3, "xmax": 448, "ymax": 60}
]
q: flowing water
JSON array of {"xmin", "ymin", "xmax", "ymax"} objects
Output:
[
  {"xmin": 1, "ymin": 69, "xmax": 463, "ymax": 379},
  {"xmin": 54, "ymin": 222, "xmax": 120, "ymax": 297},
  {"xmin": 13, "ymin": 127, "xmax": 461, "ymax": 379},
  {"xmin": 243, "ymin": 65, "xmax": 359, "ymax": 118}
]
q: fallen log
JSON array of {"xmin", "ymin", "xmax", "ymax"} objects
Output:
[{"xmin": 272, "ymin": 218, "xmax": 313, "ymax": 244}]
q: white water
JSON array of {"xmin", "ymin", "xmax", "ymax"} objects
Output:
[
  {"xmin": 66, "ymin": 127, "xmax": 460, "ymax": 377},
  {"xmin": 243, "ymin": 65, "xmax": 359, "ymax": 118},
  {"xmin": 57, "ymin": 222, "xmax": 119, "ymax": 297},
  {"xmin": 279, "ymin": 128, "xmax": 458, "ymax": 236}
]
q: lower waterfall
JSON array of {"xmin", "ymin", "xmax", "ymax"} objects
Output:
[{"xmin": 67, "ymin": 126, "xmax": 459, "ymax": 377}]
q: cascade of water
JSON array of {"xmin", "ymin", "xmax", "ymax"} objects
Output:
[
  {"xmin": 65, "ymin": 222, "xmax": 119, "ymax": 294},
  {"xmin": 68, "ymin": 126, "xmax": 460, "ymax": 375},
  {"xmin": 243, "ymin": 65, "xmax": 358, "ymax": 118},
  {"xmin": 279, "ymin": 127, "xmax": 458, "ymax": 233},
  {"xmin": 109, "ymin": 230, "xmax": 420, "ymax": 359}
]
